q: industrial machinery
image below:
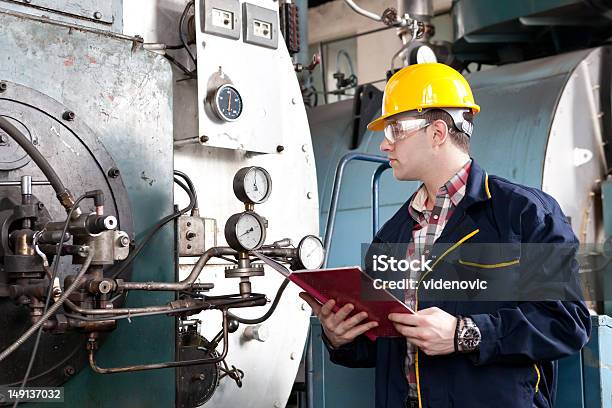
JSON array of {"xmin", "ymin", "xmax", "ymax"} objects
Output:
[{"xmin": 0, "ymin": 0, "xmax": 319, "ymax": 407}]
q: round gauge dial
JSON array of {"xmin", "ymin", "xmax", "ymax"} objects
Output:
[
  {"xmin": 233, "ymin": 167, "xmax": 272, "ymax": 204},
  {"xmin": 213, "ymin": 84, "xmax": 243, "ymax": 121},
  {"xmin": 297, "ymin": 235, "xmax": 325, "ymax": 270},
  {"xmin": 412, "ymin": 45, "xmax": 437, "ymax": 64},
  {"xmin": 225, "ymin": 212, "xmax": 267, "ymax": 251}
]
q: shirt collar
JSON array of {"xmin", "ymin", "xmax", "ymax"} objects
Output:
[{"xmin": 409, "ymin": 159, "xmax": 472, "ymax": 217}]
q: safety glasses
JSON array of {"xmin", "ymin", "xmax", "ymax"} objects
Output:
[{"xmin": 383, "ymin": 117, "xmax": 430, "ymax": 144}]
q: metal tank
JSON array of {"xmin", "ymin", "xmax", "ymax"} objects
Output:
[{"xmin": 0, "ymin": 0, "xmax": 317, "ymax": 407}]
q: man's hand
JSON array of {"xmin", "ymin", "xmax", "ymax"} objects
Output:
[
  {"xmin": 299, "ymin": 292, "xmax": 379, "ymax": 348},
  {"xmin": 388, "ymin": 307, "xmax": 457, "ymax": 356}
]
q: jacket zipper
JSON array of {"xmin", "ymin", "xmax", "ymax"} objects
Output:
[{"xmin": 414, "ymin": 229, "xmax": 480, "ymax": 408}]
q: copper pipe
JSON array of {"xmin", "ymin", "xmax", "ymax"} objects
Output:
[{"xmin": 88, "ymin": 309, "xmax": 229, "ymax": 374}]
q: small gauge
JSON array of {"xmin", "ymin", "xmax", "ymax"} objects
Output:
[
  {"xmin": 296, "ymin": 235, "xmax": 325, "ymax": 270},
  {"xmin": 411, "ymin": 45, "xmax": 437, "ymax": 64},
  {"xmin": 233, "ymin": 167, "xmax": 272, "ymax": 204},
  {"xmin": 213, "ymin": 84, "xmax": 243, "ymax": 122},
  {"xmin": 225, "ymin": 212, "xmax": 267, "ymax": 251}
]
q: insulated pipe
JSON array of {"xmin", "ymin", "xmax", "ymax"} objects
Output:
[{"xmin": 0, "ymin": 116, "xmax": 79, "ymax": 214}]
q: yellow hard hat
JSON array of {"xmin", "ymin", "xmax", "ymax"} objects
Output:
[{"xmin": 367, "ymin": 63, "xmax": 480, "ymax": 131}]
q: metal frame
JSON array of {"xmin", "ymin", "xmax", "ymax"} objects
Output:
[{"xmin": 322, "ymin": 152, "xmax": 390, "ymax": 267}]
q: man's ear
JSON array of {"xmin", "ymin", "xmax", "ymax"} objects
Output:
[{"xmin": 431, "ymin": 119, "xmax": 449, "ymax": 147}]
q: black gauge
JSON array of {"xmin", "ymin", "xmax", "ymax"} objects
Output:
[
  {"xmin": 233, "ymin": 167, "xmax": 272, "ymax": 204},
  {"xmin": 225, "ymin": 212, "xmax": 267, "ymax": 251},
  {"xmin": 213, "ymin": 84, "xmax": 243, "ymax": 122}
]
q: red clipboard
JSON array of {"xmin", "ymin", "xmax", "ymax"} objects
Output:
[
  {"xmin": 252, "ymin": 251, "xmax": 413, "ymax": 340},
  {"xmin": 288, "ymin": 266, "xmax": 413, "ymax": 340}
]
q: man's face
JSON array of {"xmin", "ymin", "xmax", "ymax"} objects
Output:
[{"xmin": 379, "ymin": 118, "xmax": 436, "ymax": 181}]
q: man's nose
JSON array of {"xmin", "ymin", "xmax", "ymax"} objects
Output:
[{"xmin": 380, "ymin": 137, "xmax": 392, "ymax": 152}]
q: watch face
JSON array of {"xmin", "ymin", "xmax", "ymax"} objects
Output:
[{"xmin": 462, "ymin": 327, "xmax": 480, "ymax": 350}]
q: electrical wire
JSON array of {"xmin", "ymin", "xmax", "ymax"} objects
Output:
[
  {"xmin": 180, "ymin": 1, "xmax": 197, "ymax": 67},
  {"xmin": 0, "ymin": 248, "xmax": 94, "ymax": 363},
  {"xmin": 110, "ymin": 177, "xmax": 196, "ymax": 279},
  {"xmin": 11, "ymin": 194, "xmax": 88, "ymax": 406},
  {"xmin": 173, "ymin": 170, "xmax": 198, "ymax": 212}
]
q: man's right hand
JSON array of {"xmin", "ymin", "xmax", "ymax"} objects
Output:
[{"xmin": 299, "ymin": 292, "xmax": 379, "ymax": 348}]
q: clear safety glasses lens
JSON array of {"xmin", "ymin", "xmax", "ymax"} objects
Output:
[{"xmin": 383, "ymin": 118, "xmax": 430, "ymax": 144}]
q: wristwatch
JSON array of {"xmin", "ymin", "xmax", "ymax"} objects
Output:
[{"xmin": 456, "ymin": 316, "xmax": 481, "ymax": 353}]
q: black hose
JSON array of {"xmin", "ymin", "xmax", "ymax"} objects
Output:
[
  {"xmin": 228, "ymin": 278, "xmax": 291, "ymax": 324},
  {"xmin": 0, "ymin": 116, "xmax": 75, "ymax": 211},
  {"xmin": 173, "ymin": 170, "xmax": 198, "ymax": 211}
]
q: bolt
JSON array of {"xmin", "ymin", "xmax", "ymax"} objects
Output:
[
  {"xmin": 273, "ymin": 402, "xmax": 281, "ymax": 408},
  {"xmin": 119, "ymin": 235, "xmax": 130, "ymax": 247},
  {"xmin": 37, "ymin": 202, "xmax": 45, "ymax": 210},
  {"xmin": 93, "ymin": 11, "xmax": 102, "ymax": 20},
  {"xmin": 200, "ymin": 135, "xmax": 209, "ymax": 143},
  {"xmin": 62, "ymin": 111, "xmax": 75, "ymax": 121},
  {"xmin": 186, "ymin": 231, "xmax": 197, "ymax": 241},
  {"xmin": 77, "ymin": 246, "xmax": 89, "ymax": 257},
  {"xmin": 199, "ymin": 373, "xmax": 205, "ymax": 381},
  {"xmin": 276, "ymin": 145, "xmax": 284, "ymax": 153},
  {"xmin": 0, "ymin": 82, "xmax": 7, "ymax": 93},
  {"xmin": 0, "ymin": 134, "xmax": 7, "ymax": 143},
  {"xmin": 107, "ymin": 167, "xmax": 120, "ymax": 178},
  {"xmin": 64, "ymin": 365, "xmax": 75, "ymax": 377}
]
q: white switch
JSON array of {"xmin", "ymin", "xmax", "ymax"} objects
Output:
[
  {"xmin": 212, "ymin": 8, "xmax": 234, "ymax": 29},
  {"xmin": 253, "ymin": 19, "xmax": 272, "ymax": 39}
]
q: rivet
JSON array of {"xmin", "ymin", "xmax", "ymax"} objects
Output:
[
  {"xmin": 94, "ymin": 11, "xmax": 102, "ymax": 20},
  {"xmin": 307, "ymin": 192, "xmax": 313, "ymax": 199}
]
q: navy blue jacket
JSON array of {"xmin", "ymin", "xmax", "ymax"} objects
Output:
[{"xmin": 322, "ymin": 160, "xmax": 591, "ymax": 408}]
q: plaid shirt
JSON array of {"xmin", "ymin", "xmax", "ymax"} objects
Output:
[{"xmin": 404, "ymin": 160, "xmax": 472, "ymax": 398}]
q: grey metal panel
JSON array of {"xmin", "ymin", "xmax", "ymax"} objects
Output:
[
  {"xmin": 0, "ymin": 0, "xmax": 122, "ymax": 32},
  {"xmin": 0, "ymin": 9, "xmax": 174, "ymax": 407}
]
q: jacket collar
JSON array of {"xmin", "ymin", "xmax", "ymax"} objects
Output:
[{"xmin": 458, "ymin": 159, "xmax": 491, "ymax": 209}]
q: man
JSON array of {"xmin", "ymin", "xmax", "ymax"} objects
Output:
[{"xmin": 300, "ymin": 63, "xmax": 591, "ymax": 408}]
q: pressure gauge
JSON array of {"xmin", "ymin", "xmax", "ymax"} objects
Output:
[
  {"xmin": 225, "ymin": 212, "xmax": 267, "ymax": 251},
  {"xmin": 233, "ymin": 167, "xmax": 272, "ymax": 204},
  {"xmin": 213, "ymin": 84, "xmax": 243, "ymax": 121},
  {"xmin": 296, "ymin": 235, "xmax": 325, "ymax": 270}
]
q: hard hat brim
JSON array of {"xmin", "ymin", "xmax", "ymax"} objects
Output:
[{"xmin": 367, "ymin": 103, "xmax": 481, "ymax": 132}]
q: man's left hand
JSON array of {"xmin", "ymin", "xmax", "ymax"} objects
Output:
[{"xmin": 388, "ymin": 307, "xmax": 457, "ymax": 356}]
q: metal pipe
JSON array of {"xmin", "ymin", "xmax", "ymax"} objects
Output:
[
  {"xmin": 343, "ymin": 0, "xmax": 382, "ymax": 21},
  {"xmin": 371, "ymin": 163, "xmax": 391, "ymax": 239},
  {"xmin": 0, "ymin": 116, "xmax": 79, "ymax": 214},
  {"xmin": 323, "ymin": 153, "xmax": 390, "ymax": 267},
  {"xmin": 88, "ymin": 309, "xmax": 230, "ymax": 373},
  {"xmin": 0, "ymin": 180, "xmax": 51, "ymax": 187},
  {"xmin": 0, "ymin": 249, "xmax": 94, "ymax": 362},
  {"xmin": 119, "ymin": 247, "xmax": 237, "ymax": 291}
]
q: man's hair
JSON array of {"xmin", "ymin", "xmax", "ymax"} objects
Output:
[{"xmin": 421, "ymin": 109, "xmax": 472, "ymax": 153}]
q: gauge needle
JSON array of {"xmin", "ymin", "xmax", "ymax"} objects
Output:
[
  {"xmin": 239, "ymin": 227, "xmax": 254, "ymax": 237},
  {"xmin": 254, "ymin": 175, "xmax": 258, "ymax": 191},
  {"xmin": 227, "ymin": 91, "xmax": 232, "ymax": 111}
]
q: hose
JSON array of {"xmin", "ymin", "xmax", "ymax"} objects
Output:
[
  {"xmin": 0, "ymin": 116, "xmax": 77, "ymax": 212},
  {"xmin": 0, "ymin": 249, "xmax": 95, "ymax": 363}
]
